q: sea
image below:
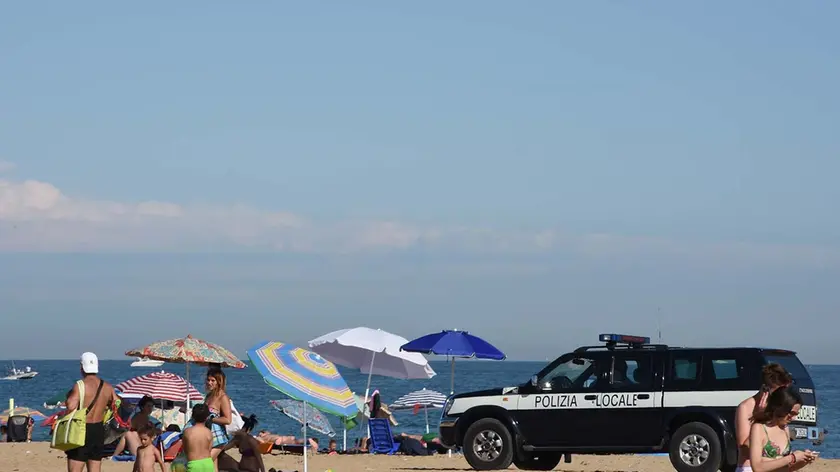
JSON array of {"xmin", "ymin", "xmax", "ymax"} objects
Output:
[{"xmin": 2, "ymin": 360, "xmax": 837, "ymax": 458}]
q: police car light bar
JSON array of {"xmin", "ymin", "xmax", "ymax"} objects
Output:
[{"xmin": 599, "ymin": 334, "xmax": 651, "ymax": 345}]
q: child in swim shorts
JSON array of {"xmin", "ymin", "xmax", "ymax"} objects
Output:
[{"xmin": 182, "ymin": 403, "xmax": 215, "ymax": 472}]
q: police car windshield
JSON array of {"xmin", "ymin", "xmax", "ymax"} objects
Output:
[{"xmin": 763, "ymin": 353, "xmax": 813, "ymax": 388}]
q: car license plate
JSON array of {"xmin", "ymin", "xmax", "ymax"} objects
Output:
[{"xmin": 795, "ymin": 405, "xmax": 817, "ymax": 423}]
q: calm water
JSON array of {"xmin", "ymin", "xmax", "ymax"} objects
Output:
[{"xmin": 2, "ymin": 360, "xmax": 836, "ymax": 458}]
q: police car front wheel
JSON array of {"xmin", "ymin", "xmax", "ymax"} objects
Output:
[
  {"xmin": 668, "ymin": 422, "xmax": 722, "ymax": 472},
  {"xmin": 462, "ymin": 418, "xmax": 514, "ymax": 470}
]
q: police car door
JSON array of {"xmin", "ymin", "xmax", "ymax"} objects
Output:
[
  {"xmin": 515, "ymin": 352, "xmax": 610, "ymax": 447},
  {"xmin": 597, "ymin": 351, "xmax": 663, "ymax": 447}
]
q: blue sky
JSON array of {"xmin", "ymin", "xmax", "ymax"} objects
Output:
[{"xmin": 1, "ymin": 3, "xmax": 838, "ymax": 362}]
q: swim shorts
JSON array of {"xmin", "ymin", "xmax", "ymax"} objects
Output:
[
  {"xmin": 65, "ymin": 422, "xmax": 106, "ymax": 462},
  {"xmin": 186, "ymin": 457, "xmax": 215, "ymax": 472}
]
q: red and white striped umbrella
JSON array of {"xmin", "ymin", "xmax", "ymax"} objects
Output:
[{"xmin": 115, "ymin": 371, "xmax": 204, "ymax": 402}]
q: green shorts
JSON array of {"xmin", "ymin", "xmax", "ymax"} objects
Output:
[{"xmin": 186, "ymin": 457, "xmax": 214, "ymax": 472}]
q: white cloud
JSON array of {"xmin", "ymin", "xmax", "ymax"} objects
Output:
[{"xmin": 0, "ymin": 169, "xmax": 839, "ymax": 267}]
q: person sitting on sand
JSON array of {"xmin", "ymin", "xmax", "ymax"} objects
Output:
[
  {"xmin": 216, "ymin": 415, "xmax": 265, "ymax": 472},
  {"xmin": 735, "ymin": 363, "xmax": 792, "ymax": 472},
  {"xmin": 326, "ymin": 439, "xmax": 337, "ymax": 454},
  {"xmin": 255, "ymin": 431, "xmax": 319, "ymax": 449},
  {"xmin": 133, "ymin": 423, "xmax": 165, "ymax": 472},
  {"xmin": 748, "ymin": 386, "xmax": 818, "ymax": 471},
  {"xmin": 183, "ymin": 403, "xmax": 215, "ymax": 472},
  {"xmin": 115, "ymin": 395, "xmax": 161, "ymax": 457}
]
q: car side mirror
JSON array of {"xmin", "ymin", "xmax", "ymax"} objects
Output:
[{"xmin": 530, "ymin": 375, "xmax": 539, "ymax": 387}]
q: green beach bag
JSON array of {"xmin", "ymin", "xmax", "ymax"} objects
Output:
[{"xmin": 51, "ymin": 379, "xmax": 104, "ymax": 451}]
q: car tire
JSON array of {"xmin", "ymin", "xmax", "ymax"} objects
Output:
[
  {"xmin": 668, "ymin": 421, "xmax": 722, "ymax": 472},
  {"xmin": 513, "ymin": 452, "xmax": 562, "ymax": 470},
  {"xmin": 462, "ymin": 418, "xmax": 515, "ymax": 470}
]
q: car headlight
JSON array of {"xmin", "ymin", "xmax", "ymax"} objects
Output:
[{"xmin": 441, "ymin": 395, "xmax": 454, "ymax": 418}]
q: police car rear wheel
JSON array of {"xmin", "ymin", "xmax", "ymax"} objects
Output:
[
  {"xmin": 668, "ymin": 422, "xmax": 721, "ymax": 472},
  {"xmin": 463, "ymin": 418, "xmax": 514, "ymax": 470},
  {"xmin": 513, "ymin": 452, "xmax": 562, "ymax": 470}
]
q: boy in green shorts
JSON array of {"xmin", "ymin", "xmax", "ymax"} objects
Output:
[{"xmin": 182, "ymin": 403, "xmax": 214, "ymax": 472}]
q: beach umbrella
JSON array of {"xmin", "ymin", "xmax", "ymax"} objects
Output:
[
  {"xmin": 308, "ymin": 327, "xmax": 435, "ymax": 420},
  {"xmin": 401, "ymin": 329, "xmax": 505, "ymax": 394},
  {"xmin": 389, "ymin": 388, "xmax": 447, "ymax": 433},
  {"xmin": 125, "ymin": 334, "xmax": 245, "ymax": 424},
  {"xmin": 1, "ymin": 406, "xmax": 46, "ymax": 424},
  {"xmin": 247, "ymin": 341, "xmax": 356, "ymax": 472},
  {"xmin": 270, "ymin": 399, "xmax": 336, "ymax": 437},
  {"xmin": 115, "ymin": 371, "xmax": 204, "ymax": 403}
]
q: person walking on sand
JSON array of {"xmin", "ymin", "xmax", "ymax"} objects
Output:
[
  {"xmin": 133, "ymin": 423, "xmax": 166, "ymax": 472},
  {"xmin": 183, "ymin": 403, "xmax": 215, "ymax": 472},
  {"xmin": 735, "ymin": 363, "xmax": 792, "ymax": 472},
  {"xmin": 65, "ymin": 352, "xmax": 119, "ymax": 472},
  {"xmin": 748, "ymin": 385, "xmax": 818, "ymax": 471}
]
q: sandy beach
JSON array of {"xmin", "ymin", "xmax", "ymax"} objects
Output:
[{"xmin": 2, "ymin": 443, "xmax": 836, "ymax": 472}]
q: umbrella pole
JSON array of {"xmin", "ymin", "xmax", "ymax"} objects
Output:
[
  {"xmin": 425, "ymin": 405, "xmax": 429, "ymax": 434},
  {"xmin": 303, "ymin": 400, "xmax": 308, "ymax": 472},
  {"xmin": 450, "ymin": 356, "xmax": 455, "ymax": 395},
  {"xmin": 343, "ymin": 424, "xmax": 347, "ymax": 451},
  {"xmin": 185, "ymin": 362, "xmax": 191, "ymax": 428},
  {"xmin": 362, "ymin": 352, "xmax": 376, "ymax": 438}
]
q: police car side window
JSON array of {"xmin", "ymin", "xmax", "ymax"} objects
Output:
[
  {"xmin": 667, "ymin": 352, "xmax": 703, "ymax": 391},
  {"xmin": 539, "ymin": 356, "xmax": 603, "ymax": 391},
  {"xmin": 609, "ymin": 354, "xmax": 654, "ymax": 391}
]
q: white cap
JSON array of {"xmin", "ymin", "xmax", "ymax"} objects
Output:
[{"xmin": 81, "ymin": 352, "xmax": 98, "ymax": 374}]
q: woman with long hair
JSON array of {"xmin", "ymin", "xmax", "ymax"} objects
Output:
[
  {"xmin": 735, "ymin": 363, "xmax": 792, "ymax": 470},
  {"xmin": 204, "ymin": 368, "xmax": 233, "ymax": 469},
  {"xmin": 747, "ymin": 385, "xmax": 818, "ymax": 472}
]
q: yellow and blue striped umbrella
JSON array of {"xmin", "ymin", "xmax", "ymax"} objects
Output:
[{"xmin": 247, "ymin": 341, "xmax": 357, "ymax": 419}]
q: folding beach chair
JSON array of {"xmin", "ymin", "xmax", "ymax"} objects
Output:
[{"xmin": 367, "ymin": 418, "xmax": 400, "ymax": 454}]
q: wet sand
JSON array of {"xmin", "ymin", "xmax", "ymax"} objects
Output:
[{"xmin": 2, "ymin": 442, "xmax": 836, "ymax": 471}]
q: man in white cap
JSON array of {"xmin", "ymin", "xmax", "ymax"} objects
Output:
[{"xmin": 65, "ymin": 352, "xmax": 118, "ymax": 472}]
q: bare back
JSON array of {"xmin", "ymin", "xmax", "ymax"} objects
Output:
[
  {"xmin": 67, "ymin": 375, "xmax": 115, "ymax": 423},
  {"xmin": 183, "ymin": 424, "xmax": 212, "ymax": 462}
]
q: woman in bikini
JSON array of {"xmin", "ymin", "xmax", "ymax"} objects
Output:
[
  {"xmin": 204, "ymin": 368, "xmax": 233, "ymax": 469},
  {"xmin": 747, "ymin": 385, "xmax": 818, "ymax": 472},
  {"xmin": 735, "ymin": 363, "xmax": 792, "ymax": 471}
]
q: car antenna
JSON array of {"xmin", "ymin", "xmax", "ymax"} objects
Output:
[{"xmin": 657, "ymin": 306, "xmax": 662, "ymax": 343}]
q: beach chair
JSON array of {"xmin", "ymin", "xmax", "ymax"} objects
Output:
[
  {"xmin": 257, "ymin": 440, "xmax": 274, "ymax": 454},
  {"xmin": 6, "ymin": 416, "xmax": 29, "ymax": 442},
  {"xmin": 367, "ymin": 418, "xmax": 400, "ymax": 454},
  {"xmin": 271, "ymin": 443, "xmax": 311, "ymax": 455}
]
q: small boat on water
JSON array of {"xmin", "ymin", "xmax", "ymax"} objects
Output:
[
  {"xmin": 2, "ymin": 363, "xmax": 38, "ymax": 380},
  {"xmin": 131, "ymin": 357, "xmax": 165, "ymax": 368}
]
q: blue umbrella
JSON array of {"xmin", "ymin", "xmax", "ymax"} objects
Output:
[{"xmin": 400, "ymin": 329, "xmax": 505, "ymax": 394}]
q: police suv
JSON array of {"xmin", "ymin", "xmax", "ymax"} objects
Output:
[{"xmin": 438, "ymin": 334, "xmax": 821, "ymax": 472}]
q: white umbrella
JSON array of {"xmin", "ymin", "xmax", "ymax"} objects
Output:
[
  {"xmin": 308, "ymin": 327, "xmax": 436, "ymax": 399},
  {"xmin": 389, "ymin": 388, "xmax": 448, "ymax": 433},
  {"xmin": 308, "ymin": 327, "xmax": 435, "ymax": 444}
]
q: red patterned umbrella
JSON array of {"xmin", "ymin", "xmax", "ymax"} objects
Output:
[
  {"xmin": 125, "ymin": 334, "xmax": 246, "ymax": 368},
  {"xmin": 116, "ymin": 371, "xmax": 204, "ymax": 402}
]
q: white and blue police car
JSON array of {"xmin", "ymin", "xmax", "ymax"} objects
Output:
[{"xmin": 438, "ymin": 334, "xmax": 821, "ymax": 472}]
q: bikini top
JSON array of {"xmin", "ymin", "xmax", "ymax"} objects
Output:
[{"xmin": 761, "ymin": 425, "xmax": 790, "ymax": 458}]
